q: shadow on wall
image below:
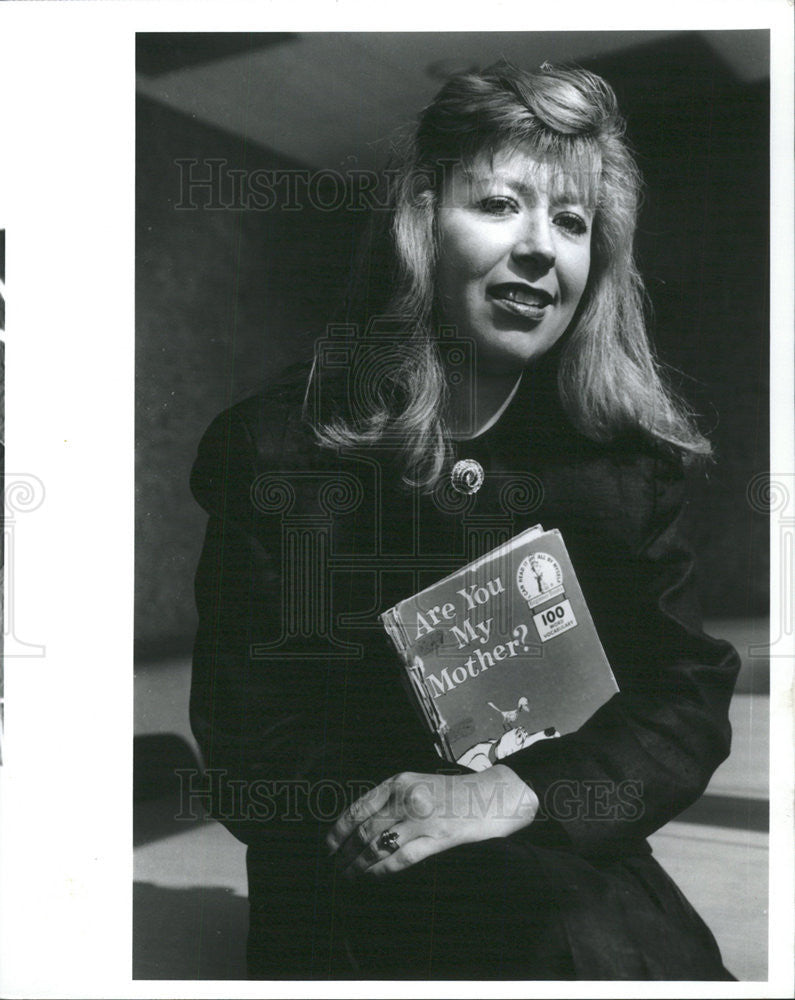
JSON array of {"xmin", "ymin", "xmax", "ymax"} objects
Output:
[
  {"xmin": 133, "ymin": 732, "xmax": 249, "ymax": 980},
  {"xmin": 133, "ymin": 881, "xmax": 248, "ymax": 980},
  {"xmin": 134, "ymin": 733, "xmax": 204, "ymax": 847},
  {"xmin": 135, "ymin": 95, "xmax": 365, "ymax": 658}
]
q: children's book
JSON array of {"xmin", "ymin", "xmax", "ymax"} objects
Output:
[{"xmin": 380, "ymin": 525, "xmax": 618, "ymax": 770}]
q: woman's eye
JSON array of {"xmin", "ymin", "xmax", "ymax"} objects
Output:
[
  {"xmin": 554, "ymin": 212, "xmax": 588, "ymax": 236},
  {"xmin": 478, "ymin": 196, "xmax": 518, "ymax": 216}
]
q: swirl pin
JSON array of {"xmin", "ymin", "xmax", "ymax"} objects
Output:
[{"xmin": 450, "ymin": 458, "xmax": 484, "ymax": 495}]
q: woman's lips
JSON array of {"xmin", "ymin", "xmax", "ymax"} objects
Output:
[{"xmin": 487, "ymin": 283, "xmax": 554, "ymax": 320}]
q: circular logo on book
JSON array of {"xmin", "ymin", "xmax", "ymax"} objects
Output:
[{"xmin": 516, "ymin": 552, "xmax": 564, "ymax": 609}]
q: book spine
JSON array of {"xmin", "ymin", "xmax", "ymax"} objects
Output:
[
  {"xmin": 380, "ymin": 607, "xmax": 453, "ymax": 763},
  {"xmin": 380, "ymin": 606, "xmax": 409, "ymax": 655}
]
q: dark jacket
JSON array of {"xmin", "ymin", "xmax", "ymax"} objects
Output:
[
  {"xmin": 190, "ymin": 362, "xmax": 740, "ymax": 979},
  {"xmin": 190, "ymin": 360, "xmax": 740, "ymax": 865}
]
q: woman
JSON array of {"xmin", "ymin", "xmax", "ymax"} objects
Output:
[{"xmin": 190, "ymin": 62, "xmax": 739, "ymax": 980}]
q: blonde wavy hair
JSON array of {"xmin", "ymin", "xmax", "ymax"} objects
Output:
[{"xmin": 309, "ymin": 61, "xmax": 711, "ymax": 489}]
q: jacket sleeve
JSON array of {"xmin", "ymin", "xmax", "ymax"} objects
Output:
[
  {"xmin": 189, "ymin": 404, "xmax": 326, "ymax": 843},
  {"xmin": 505, "ymin": 455, "xmax": 741, "ymax": 858}
]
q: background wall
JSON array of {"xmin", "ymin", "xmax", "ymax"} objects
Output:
[
  {"xmin": 135, "ymin": 31, "xmax": 769, "ymax": 659},
  {"xmin": 136, "ymin": 99, "xmax": 362, "ymax": 656}
]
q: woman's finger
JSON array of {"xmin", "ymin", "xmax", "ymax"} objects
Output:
[
  {"xmin": 325, "ymin": 777, "xmax": 394, "ymax": 854},
  {"xmin": 362, "ymin": 833, "xmax": 439, "ymax": 878},
  {"xmin": 340, "ymin": 820, "xmax": 414, "ymax": 878},
  {"xmin": 334, "ymin": 810, "xmax": 394, "ymax": 870}
]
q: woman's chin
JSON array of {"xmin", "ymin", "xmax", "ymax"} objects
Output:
[{"xmin": 475, "ymin": 341, "xmax": 552, "ymax": 376}]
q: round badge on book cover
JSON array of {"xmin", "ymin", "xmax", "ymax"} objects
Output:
[{"xmin": 516, "ymin": 552, "xmax": 564, "ymax": 609}]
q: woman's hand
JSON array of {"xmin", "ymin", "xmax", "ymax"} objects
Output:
[{"xmin": 326, "ymin": 765, "xmax": 539, "ymax": 878}]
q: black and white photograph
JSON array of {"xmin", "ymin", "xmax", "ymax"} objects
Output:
[
  {"xmin": 134, "ymin": 28, "xmax": 771, "ymax": 982},
  {"xmin": 0, "ymin": 4, "xmax": 793, "ymax": 997}
]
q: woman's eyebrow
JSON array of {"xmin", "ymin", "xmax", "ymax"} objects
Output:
[
  {"xmin": 466, "ymin": 171, "xmax": 534, "ymax": 192},
  {"xmin": 469, "ymin": 171, "xmax": 591, "ymax": 210}
]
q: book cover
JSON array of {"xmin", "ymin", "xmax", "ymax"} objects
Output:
[{"xmin": 380, "ymin": 525, "xmax": 618, "ymax": 770}]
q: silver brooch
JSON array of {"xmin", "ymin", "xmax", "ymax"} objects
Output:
[{"xmin": 450, "ymin": 458, "xmax": 484, "ymax": 495}]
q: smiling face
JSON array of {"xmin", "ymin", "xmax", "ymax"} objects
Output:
[{"xmin": 435, "ymin": 146, "xmax": 594, "ymax": 375}]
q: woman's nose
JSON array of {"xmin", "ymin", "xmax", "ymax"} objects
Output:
[{"xmin": 511, "ymin": 214, "xmax": 556, "ymax": 271}]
